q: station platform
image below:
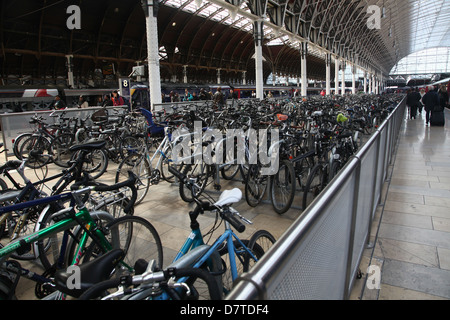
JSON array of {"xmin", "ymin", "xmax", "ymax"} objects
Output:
[
  {"xmin": 351, "ymin": 108, "xmax": 450, "ymax": 300},
  {"xmin": 6, "ymin": 107, "xmax": 450, "ymax": 300}
]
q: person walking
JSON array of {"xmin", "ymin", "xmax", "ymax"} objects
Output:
[
  {"xmin": 407, "ymin": 88, "xmax": 422, "ymax": 119},
  {"xmin": 438, "ymin": 85, "xmax": 449, "ymax": 110},
  {"xmin": 422, "ymin": 86, "xmax": 440, "ymax": 125},
  {"xmin": 406, "ymin": 89, "xmax": 416, "ymax": 119}
]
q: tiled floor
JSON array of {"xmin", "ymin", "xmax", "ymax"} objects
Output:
[
  {"xmin": 351, "ymin": 108, "xmax": 450, "ymax": 300},
  {"xmin": 6, "ymin": 107, "xmax": 450, "ymax": 300}
]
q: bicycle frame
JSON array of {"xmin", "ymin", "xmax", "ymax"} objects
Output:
[
  {"xmin": 0, "ymin": 190, "xmax": 112, "ymax": 264},
  {"xmin": 175, "ymin": 217, "xmax": 257, "ymax": 283}
]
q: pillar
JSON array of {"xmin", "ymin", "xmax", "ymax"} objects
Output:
[
  {"xmin": 341, "ymin": 60, "xmax": 345, "ymax": 95},
  {"xmin": 352, "ymin": 64, "xmax": 356, "ymax": 94},
  {"xmin": 183, "ymin": 65, "xmax": 188, "ymax": 83},
  {"xmin": 65, "ymin": 55, "xmax": 74, "ymax": 88},
  {"xmin": 300, "ymin": 42, "xmax": 308, "ymax": 96},
  {"xmin": 364, "ymin": 72, "xmax": 367, "ymax": 94},
  {"xmin": 253, "ymin": 20, "xmax": 264, "ymax": 99},
  {"xmin": 335, "ymin": 56, "xmax": 340, "ymax": 95},
  {"xmin": 142, "ymin": 0, "xmax": 162, "ymax": 109},
  {"xmin": 325, "ymin": 53, "xmax": 331, "ymax": 96}
]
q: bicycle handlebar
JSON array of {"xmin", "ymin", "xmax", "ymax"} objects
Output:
[
  {"xmin": 78, "ymin": 266, "xmax": 222, "ymax": 300},
  {"xmin": 93, "ymin": 171, "xmax": 137, "ymax": 213}
]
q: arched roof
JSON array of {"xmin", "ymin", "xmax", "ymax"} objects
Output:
[{"xmin": 1, "ymin": 0, "xmax": 449, "ymax": 87}]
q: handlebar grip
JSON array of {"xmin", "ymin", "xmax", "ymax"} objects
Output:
[{"xmin": 221, "ymin": 210, "xmax": 245, "ymax": 233}]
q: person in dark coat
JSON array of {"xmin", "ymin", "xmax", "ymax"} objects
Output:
[
  {"xmin": 438, "ymin": 85, "xmax": 449, "ymax": 110},
  {"xmin": 406, "ymin": 88, "xmax": 422, "ymax": 119},
  {"xmin": 422, "ymin": 86, "xmax": 440, "ymax": 125}
]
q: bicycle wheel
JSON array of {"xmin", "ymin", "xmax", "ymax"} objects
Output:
[
  {"xmin": 302, "ymin": 164, "xmax": 326, "ymax": 210},
  {"xmin": 12, "ymin": 132, "xmax": 32, "ymax": 159},
  {"xmin": 115, "ymin": 153, "xmax": 151, "ymax": 205},
  {"xmin": 52, "ymin": 133, "xmax": 75, "ymax": 168},
  {"xmin": 159, "ymin": 146, "xmax": 179, "ymax": 183},
  {"xmin": 248, "ymin": 230, "xmax": 276, "ymax": 256},
  {"xmin": 77, "ymin": 148, "xmax": 108, "ymax": 179},
  {"xmin": 329, "ymin": 160, "xmax": 342, "ymax": 182},
  {"xmin": 221, "ymin": 140, "xmax": 240, "ymax": 180},
  {"xmin": 179, "ymin": 163, "xmax": 209, "ymax": 203},
  {"xmin": 80, "ymin": 215, "xmax": 164, "ymax": 277},
  {"xmin": 119, "ymin": 135, "xmax": 143, "ymax": 159},
  {"xmin": 18, "ymin": 136, "xmax": 52, "ymax": 168},
  {"xmin": 294, "ymin": 155, "xmax": 315, "ymax": 191},
  {"xmin": 36, "ymin": 206, "xmax": 115, "ymax": 271},
  {"xmin": 244, "ymin": 164, "xmax": 268, "ymax": 207},
  {"xmin": 269, "ymin": 159, "xmax": 296, "ymax": 214}
]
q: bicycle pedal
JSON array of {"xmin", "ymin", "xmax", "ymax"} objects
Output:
[{"xmin": 214, "ymin": 184, "xmax": 221, "ymax": 191}]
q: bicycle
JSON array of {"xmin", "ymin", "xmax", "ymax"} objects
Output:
[
  {"xmin": 115, "ymin": 109, "xmax": 191, "ymax": 205},
  {"xmin": 15, "ymin": 113, "xmax": 76, "ymax": 169},
  {"xmin": 168, "ymin": 165, "xmax": 276, "ymax": 297},
  {"xmin": 77, "ymin": 165, "xmax": 275, "ymax": 300},
  {"xmin": 0, "ymin": 172, "xmax": 163, "ymax": 300}
]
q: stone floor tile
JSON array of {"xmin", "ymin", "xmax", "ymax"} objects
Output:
[
  {"xmin": 381, "ymin": 259, "xmax": 450, "ymax": 299},
  {"xmin": 437, "ymin": 247, "xmax": 450, "ymax": 271}
]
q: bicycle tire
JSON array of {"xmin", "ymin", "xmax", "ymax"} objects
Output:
[
  {"xmin": 0, "ymin": 178, "xmax": 8, "ymax": 190},
  {"xmin": 302, "ymin": 163, "xmax": 326, "ymax": 210},
  {"xmin": 36, "ymin": 207, "xmax": 115, "ymax": 272},
  {"xmin": 244, "ymin": 164, "xmax": 268, "ymax": 207},
  {"xmin": 12, "ymin": 132, "xmax": 32, "ymax": 159},
  {"xmin": 52, "ymin": 133, "xmax": 75, "ymax": 168},
  {"xmin": 115, "ymin": 153, "xmax": 151, "ymax": 206},
  {"xmin": 269, "ymin": 159, "xmax": 296, "ymax": 214},
  {"xmin": 76, "ymin": 215, "xmax": 164, "ymax": 277},
  {"xmin": 74, "ymin": 148, "xmax": 108, "ymax": 179},
  {"xmin": 329, "ymin": 160, "xmax": 342, "ymax": 182},
  {"xmin": 18, "ymin": 136, "xmax": 52, "ymax": 168},
  {"xmin": 248, "ymin": 230, "xmax": 276, "ymax": 256},
  {"xmin": 119, "ymin": 135, "xmax": 143, "ymax": 159},
  {"xmin": 160, "ymin": 146, "xmax": 178, "ymax": 183}
]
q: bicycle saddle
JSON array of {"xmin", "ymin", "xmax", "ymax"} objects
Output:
[
  {"xmin": 54, "ymin": 249, "xmax": 125, "ymax": 298},
  {"xmin": 214, "ymin": 188, "xmax": 242, "ymax": 207},
  {"xmin": 0, "ymin": 160, "xmax": 21, "ymax": 172},
  {"xmin": 69, "ymin": 139, "xmax": 106, "ymax": 152}
]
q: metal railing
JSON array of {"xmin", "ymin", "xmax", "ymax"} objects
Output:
[{"xmin": 226, "ymin": 97, "xmax": 406, "ymax": 300}]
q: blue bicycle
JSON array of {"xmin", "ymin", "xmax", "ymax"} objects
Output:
[{"xmin": 78, "ymin": 165, "xmax": 276, "ymax": 300}]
